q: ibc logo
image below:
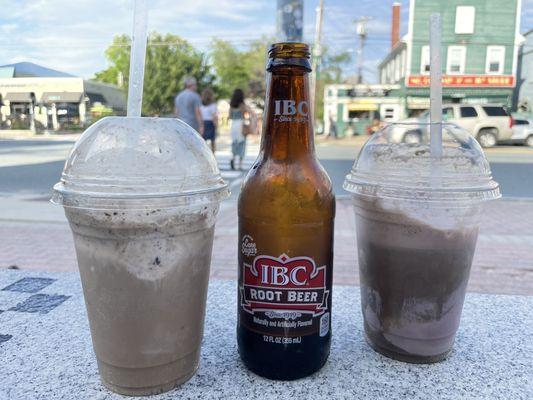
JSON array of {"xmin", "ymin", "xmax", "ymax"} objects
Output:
[
  {"xmin": 274, "ymin": 100, "xmax": 309, "ymax": 119},
  {"xmin": 260, "ymin": 264, "xmax": 308, "ymax": 286}
]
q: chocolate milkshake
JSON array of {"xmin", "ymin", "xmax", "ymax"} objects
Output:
[
  {"xmin": 344, "ymin": 123, "xmax": 500, "ymax": 363},
  {"xmin": 53, "ymin": 117, "xmax": 229, "ymax": 394},
  {"xmin": 355, "ymin": 197, "xmax": 478, "ymax": 362},
  {"xmin": 66, "ymin": 206, "xmax": 216, "ymax": 394}
]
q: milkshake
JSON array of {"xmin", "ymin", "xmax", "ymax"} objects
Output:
[
  {"xmin": 53, "ymin": 117, "xmax": 229, "ymax": 394},
  {"xmin": 344, "ymin": 123, "xmax": 500, "ymax": 363}
]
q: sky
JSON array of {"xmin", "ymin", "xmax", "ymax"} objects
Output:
[{"xmin": 0, "ymin": 0, "xmax": 532, "ymax": 82}]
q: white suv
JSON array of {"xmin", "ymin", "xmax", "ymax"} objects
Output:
[
  {"xmin": 506, "ymin": 118, "xmax": 533, "ymax": 147},
  {"xmin": 391, "ymin": 104, "xmax": 514, "ymax": 147}
]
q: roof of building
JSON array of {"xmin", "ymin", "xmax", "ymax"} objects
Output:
[
  {"xmin": 377, "ymin": 41, "xmax": 407, "ymax": 70},
  {"xmin": 0, "ymin": 62, "xmax": 74, "ymax": 78}
]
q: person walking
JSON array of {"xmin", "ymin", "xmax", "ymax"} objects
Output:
[
  {"xmin": 174, "ymin": 76, "xmax": 204, "ymax": 136},
  {"xmin": 328, "ymin": 112, "xmax": 338, "ymax": 139},
  {"xmin": 200, "ymin": 88, "xmax": 217, "ymax": 153},
  {"xmin": 229, "ymin": 89, "xmax": 252, "ymax": 171}
]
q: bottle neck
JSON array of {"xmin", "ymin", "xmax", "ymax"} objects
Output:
[{"xmin": 261, "ymin": 65, "xmax": 314, "ymax": 161}]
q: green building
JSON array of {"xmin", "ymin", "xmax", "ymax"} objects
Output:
[
  {"xmin": 323, "ymin": 83, "xmax": 403, "ymax": 136},
  {"xmin": 379, "ymin": 0, "xmax": 524, "ymax": 116}
]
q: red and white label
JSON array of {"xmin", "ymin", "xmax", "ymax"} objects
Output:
[{"xmin": 240, "ymin": 253, "xmax": 329, "ymax": 317}]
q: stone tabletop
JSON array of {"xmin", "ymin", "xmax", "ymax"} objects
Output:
[{"xmin": 0, "ymin": 269, "xmax": 531, "ymax": 400}]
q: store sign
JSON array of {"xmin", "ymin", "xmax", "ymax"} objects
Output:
[
  {"xmin": 347, "ymin": 88, "xmax": 390, "ymax": 97},
  {"xmin": 407, "ymin": 75, "xmax": 515, "ymax": 87}
]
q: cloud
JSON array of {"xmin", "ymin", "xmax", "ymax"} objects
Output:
[
  {"xmin": 0, "ymin": 23, "xmax": 18, "ymax": 34},
  {"xmin": 0, "ymin": 0, "xmax": 274, "ymax": 77},
  {"xmin": 0, "ymin": 0, "xmax": 530, "ymax": 80}
]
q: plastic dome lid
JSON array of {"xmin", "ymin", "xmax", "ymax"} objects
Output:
[
  {"xmin": 343, "ymin": 123, "xmax": 501, "ymax": 204},
  {"xmin": 52, "ymin": 117, "xmax": 229, "ymax": 209}
]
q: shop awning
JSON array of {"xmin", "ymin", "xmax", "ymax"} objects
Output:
[
  {"xmin": 4, "ymin": 92, "xmax": 32, "ymax": 103},
  {"xmin": 41, "ymin": 92, "xmax": 83, "ymax": 103},
  {"xmin": 348, "ymin": 103, "xmax": 378, "ymax": 111}
]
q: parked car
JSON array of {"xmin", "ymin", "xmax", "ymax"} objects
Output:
[
  {"xmin": 389, "ymin": 104, "xmax": 514, "ymax": 147},
  {"xmin": 504, "ymin": 118, "xmax": 533, "ymax": 147}
]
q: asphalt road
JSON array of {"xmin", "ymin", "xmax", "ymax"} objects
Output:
[{"xmin": 1, "ymin": 139, "xmax": 533, "ymax": 199}]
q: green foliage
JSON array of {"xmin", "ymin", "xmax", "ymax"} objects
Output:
[
  {"xmin": 209, "ymin": 37, "xmax": 271, "ymax": 99},
  {"xmin": 314, "ymin": 47, "xmax": 352, "ymax": 121},
  {"xmin": 94, "ymin": 33, "xmax": 214, "ymax": 116},
  {"xmin": 93, "ymin": 34, "xmax": 130, "ymax": 85},
  {"xmin": 320, "ymin": 50, "xmax": 352, "ymax": 84},
  {"xmin": 93, "ymin": 32, "xmax": 351, "ymax": 118}
]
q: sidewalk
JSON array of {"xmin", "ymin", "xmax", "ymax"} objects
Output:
[
  {"xmin": 1, "ymin": 269, "xmax": 530, "ymax": 399},
  {"xmin": 1, "ymin": 198, "xmax": 532, "ymax": 296}
]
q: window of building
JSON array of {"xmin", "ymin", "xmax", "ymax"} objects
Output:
[
  {"xmin": 420, "ymin": 45, "xmax": 430, "ymax": 74},
  {"xmin": 482, "ymin": 106, "xmax": 509, "ymax": 117},
  {"xmin": 447, "ymin": 46, "xmax": 466, "ymax": 75},
  {"xmin": 455, "ymin": 6, "xmax": 475, "ymax": 34},
  {"xmin": 382, "ymin": 107, "xmax": 398, "ymax": 120},
  {"xmin": 485, "ymin": 46, "xmax": 505, "ymax": 75},
  {"xmin": 460, "ymin": 106, "xmax": 478, "ymax": 118}
]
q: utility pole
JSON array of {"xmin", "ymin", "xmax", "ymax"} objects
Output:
[
  {"xmin": 311, "ymin": 0, "xmax": 324, "ymax": 123},
  {"xmin": 355, "ymin": 17, "xmax": 372, "ymax": 84}
]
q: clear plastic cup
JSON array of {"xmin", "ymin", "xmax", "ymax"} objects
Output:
[
  {"xmin": 344, "ymin": 123, "xmax": 500, "ymax": 363},
  {"xmin": 52, "ymin": 117, "xmax": 229, "ymax": 395}
]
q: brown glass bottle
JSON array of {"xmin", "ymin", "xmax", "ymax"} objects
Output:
[{"xmin": 237, "ymin": 43, "xmax": 335, "ymax": 380}]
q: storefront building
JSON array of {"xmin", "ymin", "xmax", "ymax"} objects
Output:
[
  {"xmin": 0, "ymin": 62, "xmax": 126, "ymax": 131},
  {"xmin": 323, "ymin": 84, "xmax": 402, "ymax": 136},
  {"xmin": 379, "ymin": 0, "xmax": 523, "ymax": 116},
  {"xmin": 516, "ymin": 29, "xmax": 533, "ymax": 115}
]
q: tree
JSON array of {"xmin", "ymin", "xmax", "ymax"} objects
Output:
[
  {"xmin": 209, "ymin": 39, "xmax": 250, "ymax": 99},
  {"xmin": 94, "ymin": 33, "xmax": 214, "ymax": 116},
  {"xmin": 314, "ymin": 48, "xmax": 352, "ymax": 121},
  {"xmin": 94, "ymin": 34, "xmax": 130, "ymax": 85},
  {"xmin": 209, "ymin": 37, "xmax": 271, "ymax": 99}
]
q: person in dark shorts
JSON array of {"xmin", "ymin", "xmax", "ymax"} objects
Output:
[{"xmin": 200, "ymin": 88, "xmax": 217, "ymax": 152}]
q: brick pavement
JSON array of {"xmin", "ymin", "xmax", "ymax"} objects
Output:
[{"xmin": 1, "ymin": 199, "xmax": 532, "ymax": 295}]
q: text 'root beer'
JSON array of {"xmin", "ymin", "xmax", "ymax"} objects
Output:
[{"xmin": 237, "ymin": 42, "xmax": 335, "ymax": 381}]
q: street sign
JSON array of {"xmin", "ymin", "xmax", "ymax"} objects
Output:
[{"xmin": 277, "ymin": 0, "xmax": 304, "ymax": 42}]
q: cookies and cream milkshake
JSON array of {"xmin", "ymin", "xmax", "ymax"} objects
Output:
[
  {"xmin": 66, "ymin": 206, "xmax": 216, "ymax": 394},
  {"xmin": 53, "ymin": 117, "xmax": 229, "ymax": 395},
  {"xmin": 344, "ymin": 123, "xmax": 500, "ymax": 363}
]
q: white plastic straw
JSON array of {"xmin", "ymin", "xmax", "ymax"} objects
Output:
[
  {"xmin": 429, "ymin": 13, "xmax": 443, "ymax": 157},
  {"xmin": 126, "ymin": 0, "xmax": 149, "ymax": 117}
]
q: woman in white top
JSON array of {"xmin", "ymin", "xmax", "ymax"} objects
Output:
[
  {"xmin": 229, "ymin": 88, "xmax": 254, "ymax": 170},
  {"xmin": 200, "ymin": 88, "xmax": 217, "ymax": 152}
]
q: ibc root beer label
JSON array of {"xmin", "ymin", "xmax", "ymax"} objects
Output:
[{"xmin": 238, "ymin": 236, "xmax": 330, "ymax": 340}]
